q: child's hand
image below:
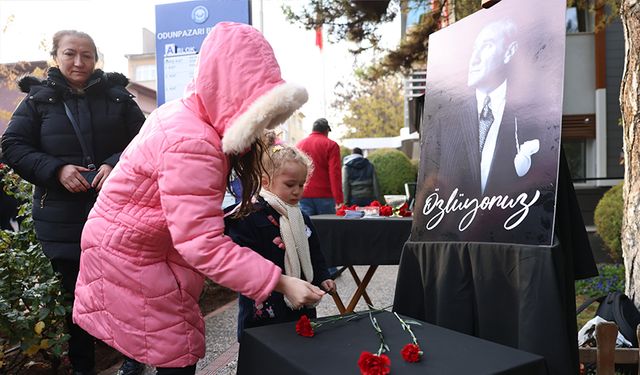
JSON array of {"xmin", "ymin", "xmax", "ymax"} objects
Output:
[
  {"xmin": 321, "ymin": 279, "xmax": 336, "ymax": 294},
  {"xmin": 276, "ymin": 275, "xmax": 324, "ymax": 309}
]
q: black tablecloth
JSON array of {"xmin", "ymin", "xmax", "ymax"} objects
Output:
[
  {"xmin": 393, "ymin": 150, "xmax": 598, "ymax": 375},
  {"xmin": 310, "ymin": 215, "xmax": 412, "ymax": 266},
  {"xmin": 237, "ymin": 311, "xmax": 546, "ymax": 375}
]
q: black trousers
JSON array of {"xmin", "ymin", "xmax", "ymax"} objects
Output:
[
  {"xmin": 156, "ymin": 364, "xmax": 197, "ymax": 375},
  {"xmin": 50, "ymin": 258, "xmax": 96, "ymax": 372}
]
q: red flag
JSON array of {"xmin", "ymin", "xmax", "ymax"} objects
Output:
[{"xmin": 315, "ymin": 26, "xmax": 323, "ymax": 50}]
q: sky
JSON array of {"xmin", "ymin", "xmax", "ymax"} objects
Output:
[{"xmin": 0, "ymin": 0, "xmax": 400, "ymax": 135}]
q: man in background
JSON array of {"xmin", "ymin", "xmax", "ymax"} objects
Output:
[
  {"xmin": 343, "ymin": 147, "xmax": 380, "ymax": 206},
  {"xmin": 297, "ymin": 118, "xmax": 343, "ymax": 215}
]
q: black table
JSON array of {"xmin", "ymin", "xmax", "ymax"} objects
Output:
[
  {"xmin": 237, "ymin": 310, "xmax": 546, "ymax": 374},
  {"xmin": 310, "ymin": 215, "xmax": 412, "ymax": 313},
  {"xmin": 392, "ymin": 151, "xmax": 598, "ymax": 375}
]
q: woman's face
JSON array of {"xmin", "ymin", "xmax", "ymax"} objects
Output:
[{"xmin": 54, "ymin": 35, "xmax": 96, "ymax": 89}]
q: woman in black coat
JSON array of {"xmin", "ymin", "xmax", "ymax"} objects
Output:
[{"xmin": 1, "ymin": 30, "xmax": 145, "ymax": 375}]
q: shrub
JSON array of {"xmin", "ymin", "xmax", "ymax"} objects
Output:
[
  {"xmin": 339, "ymin": 145, "xmax": 351, "ymax": 161},
  {"xmin": 410, "ymin": 159, "xmax": 419, "ymax": 179},
  {"xmin": 0, "ymin": 164, "xmax": 69, "ymax": 372},
  {"xmin": 368, "ymin": 149, "xmax": 417, "ymax": 195},
  {"xmin": 594, "ymin": 183, "xmax": 623, "ymax": 261}
]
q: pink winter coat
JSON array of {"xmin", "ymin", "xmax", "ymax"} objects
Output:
[{"xmin": 73, "ymin": 22, "xmax": 308, "ymax": 367}]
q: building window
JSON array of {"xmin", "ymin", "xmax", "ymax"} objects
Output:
[
  {"xmin": 564, "ymin": 140, "xmax": 587, "ymax": 181},
  {"xmin": 135, "ymin": 65, "xmax": 156, "ymax": 82},
  {"xmin": 566, "ymin": 7, "xmax": 595, "ymax": 33}
]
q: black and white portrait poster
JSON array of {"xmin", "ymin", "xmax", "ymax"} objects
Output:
[{"xmin": 412, "ymin": 0, "xmax": 566, "ymax": 246}]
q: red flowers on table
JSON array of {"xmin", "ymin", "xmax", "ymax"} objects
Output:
[
  {"xmin": 296, "ymin": 315, "xmax": 314, "ymax": 337},
  {"xmin": 358, "ymin": 351, "xmax": 391, "ymax": 375},
  {"xmin": 379, "ymin": 206, "xmax": 393, "ymax": 216},
  {"xmin": 295, "ymin": 309, "xmax": 422, "ymax": 373},
  {"xmin": 336, "ymin": 204, "xmax": 358, "ymax": 216},
  {"xmin": 394, "ymin": 312, "xmax": 423, "ymax": 363},
  {"xmin": 296, "ymin": 311, "xmax": 378, "ymax": 338},
  {"xmin": 400, "ymin": 343, "xmax": 422, "ymax": 363},
  {"xmin": 397, "ymin": 202, "xmax": 412, "ymax": 217}
]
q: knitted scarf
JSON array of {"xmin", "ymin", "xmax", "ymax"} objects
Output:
[{"xmin": 259, "ymin": 189, "xmax": 314, "ymax": 309}]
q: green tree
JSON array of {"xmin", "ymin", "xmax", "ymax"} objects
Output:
[
  {"xmin": 284, "ymin": 0, "xmax": 616, "ymax": 79},
  {"xmin": 333, "ymin": 73, "xmax": 404, "ymax": 137},
  {"xmin": 283, "ymin": 0, "xmax": 480, "ymax": 79}
]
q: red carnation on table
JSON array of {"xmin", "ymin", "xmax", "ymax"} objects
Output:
[
  {"xmin": 336, "ymin": 206, "xmax": 347, "ymax": 216},
  {"xmin": 398, "ymin": 207, "xmax": 412, "ymax": 217},
  {"xmin": 358, "ymin": 351, "xmax": 391, "ymax": 375},
  {"xmin": 369, "ymin": 200, "xmax": 382, "ymax": 207},
  {"xmin": 400, "ymin": 343, "xmax": 423, "ymax": 363},
  {"xmin": 379, "ymin": 206, "xmax": 393, "ymax": 217},
  {"xmin": 295, "ymin": 315, "xmax": 314, "ymax": 337}
]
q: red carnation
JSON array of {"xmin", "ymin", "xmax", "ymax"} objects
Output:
[
  {"xmin": 357, "ymin": 351, "xmax": 391, "ymax": 375},
  {"xmin": 379, "ymin": 206, "xmax": 393, "ymax": 217},
  {"xmin": 369, "ymin": 200, "xmax": 382, "ymax": 207},
  {"xmin": 349, "ymin": 204, "xmax": 359, "ymax": 211},
  {"xmin": 336, "ymin": 207, "xmax": 347, "ymax": 216},
  {"xmin": 400, "ymin": 343, "xmax": 422, "ymax": 363},
  {"xmin": 399, "ymin": 207, "xmax": 412, "ymax": 217},
  {"xmin": 296, "ymin": 315, "xmax": 314, "ymax": 337}
]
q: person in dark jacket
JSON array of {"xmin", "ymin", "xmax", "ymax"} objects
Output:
[
  {"xmin": 225, "ymin": 144, "xmax": 335, "ymax": 340},
  {"xmin": 1, "ymin": 30, "xmax": 145, "ymax": 375},
  {"xmin": 342, "ymin": 147, "xmax": 380, "ymax": 206}
]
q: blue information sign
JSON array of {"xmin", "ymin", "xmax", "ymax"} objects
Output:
[{"xmin": 155, "ymin": 0, "xmax": 250, "ymax": 105}]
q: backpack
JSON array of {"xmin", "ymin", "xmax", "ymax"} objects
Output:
[{"xmin": 577, "ymin": 292, "xmax": 640, "ymax": 347}]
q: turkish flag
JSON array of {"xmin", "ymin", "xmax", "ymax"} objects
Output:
[{"xmin": 315, "ymin": 26, "xmax": 323, "ymax": 50}]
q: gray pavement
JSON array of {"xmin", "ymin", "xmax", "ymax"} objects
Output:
[{"xmin": 100, "ymin": 265, "xmax": 399, "ymax": 374}]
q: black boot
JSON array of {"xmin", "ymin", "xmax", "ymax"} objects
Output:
[{"xmin": 116, "ymin": 357, "xmax": 145, "ymax": 375}]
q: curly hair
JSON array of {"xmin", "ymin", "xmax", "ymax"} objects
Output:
[{"xmin": 262, "ymin": 144, "xmax": 314, "ymax": 184}]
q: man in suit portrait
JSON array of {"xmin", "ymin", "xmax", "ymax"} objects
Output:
[
  {"xmin": 439, "ymin": 19, "xmax": 542, "ymax": 198},
  {"xmin": 414, "ymin": 17, "xmax": 559, "ymax": 244}
]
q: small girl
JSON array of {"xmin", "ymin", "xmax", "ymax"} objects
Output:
[{"xmin": 225, "ymin": 144, "xmax": 336, "ymax": 339}]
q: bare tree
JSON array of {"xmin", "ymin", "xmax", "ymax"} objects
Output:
[{"xmin": 619, "ymin": 0, "xmax": 640, "ymax": 303}]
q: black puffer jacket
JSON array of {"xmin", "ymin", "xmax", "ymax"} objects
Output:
[
  {"xmin": 1, "ymin": 67, "xmax": 145, "ymax": 260},
  {"xmin": 342, "ymin": 154, "xmax": 380, "ymax": 205}
]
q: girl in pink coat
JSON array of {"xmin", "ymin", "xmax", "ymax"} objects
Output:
[{"xmin": 73, "ymin": 22, "xmax": 324, "ymax": 374}]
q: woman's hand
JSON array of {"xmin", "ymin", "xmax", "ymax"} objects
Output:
[
  {"xmin": 275, "ymin": 275, "xmax": 324, "ymax": 310},
  {"xmin": 92, "ymin": 164, "xmax": 113, "ymax": 192},
  {"xmin": 321, "ymin": 279, "xmax": 337, "ymax": 294},
  {"xmin": 57, "ymin": 164, "xmax": 91, "ymax": 193}
]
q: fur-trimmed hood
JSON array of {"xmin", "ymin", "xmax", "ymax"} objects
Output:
[
  {"xmin": 17, "ymin": 68, "xmax": 130, "ymax": 94},
  {"xmin": 181, "ymin": 22, "xmax": 308, "ymax": 155}
]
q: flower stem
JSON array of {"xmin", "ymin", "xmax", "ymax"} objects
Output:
[
  {"xmin": 394, "ymin": 312, "xmax": 419, "ymax": 346},
  {"xmin": 369, "ymin": 312, "xmax": 390, "ymax": 355}
]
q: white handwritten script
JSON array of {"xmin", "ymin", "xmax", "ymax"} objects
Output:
[{"xmin": 422, "ymin": 188, "xmax": 540, "ymax": 231}]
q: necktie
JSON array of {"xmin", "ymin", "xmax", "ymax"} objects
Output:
[{"xmin": 478, "ymin": 95, "xmax": 494, "ymax": 152}]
